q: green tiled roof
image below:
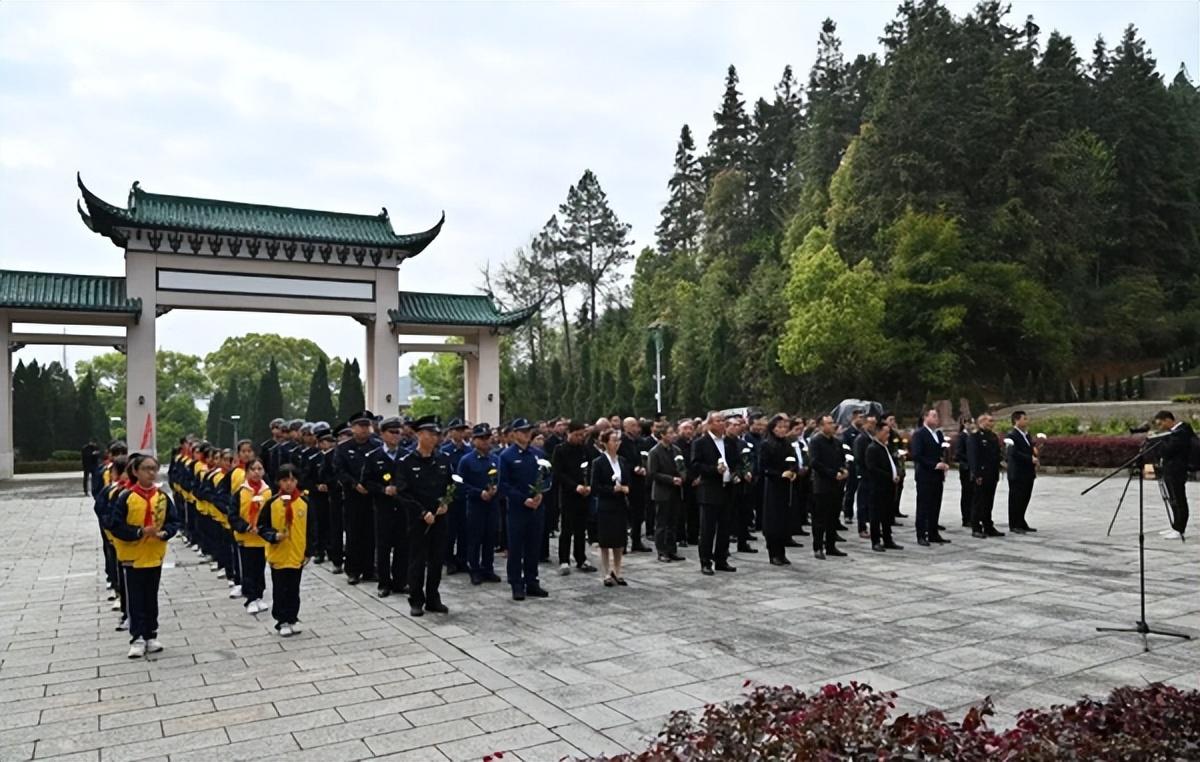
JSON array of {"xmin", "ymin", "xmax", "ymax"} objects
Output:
[
  {"xmin": 0, "ymin": 270, "xmax": 141, "ymax": 315},
  {"xmin": 389, "ymin": 291, "xmax": 538, "ymax": 329},
  {"xmin": 77, "ymin": 174, "xmax": 443, "ymax": 259}
]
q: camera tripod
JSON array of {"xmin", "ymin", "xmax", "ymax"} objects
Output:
[{"xmin": 1082, "ymin": 438, "xmax": 1190, "ymax": 651}]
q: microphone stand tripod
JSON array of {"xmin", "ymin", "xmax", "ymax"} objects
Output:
[{"xmin": 1082, "ymin": 438, "xmax": 1190, "ymax": 651}]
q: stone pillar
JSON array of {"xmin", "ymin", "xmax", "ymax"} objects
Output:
[
  {"xmin": 368, "ymin": 268, "xmax": 400, "ymax": 417},
  {"xmin": 0, "ymin": 312, "xmax": 12, "ymax": 479},
  {"xmin": 364, "ymin": 320, "xmax": 376, "ymax": 411},
  {"xmin": 476, "ymin": 330, "xmax": 501, "ymax": 426},
  {"xmin": 125, "ymin": 256, "xmax": 157, "ymax": 455},
  {"xmin": 463, "ymin": 347, "xmax": 480, "ymax": 424}
]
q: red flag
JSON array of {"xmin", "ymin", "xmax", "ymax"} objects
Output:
[{"xmin": 139, "ymin": 413, "xmax": 154, "ymax": 451}]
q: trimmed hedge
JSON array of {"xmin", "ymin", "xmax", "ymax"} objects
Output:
[
  {"xmin": 1036, "ymin": 436, "xmax": 1143, "ymax": 469},
  {"xmin": 580, "ymin": 682, "xmax": 1200, "ymax": 762},
  {"xmin": 15, "ymin": 461, "xmax": 84, "ymax": 474}
]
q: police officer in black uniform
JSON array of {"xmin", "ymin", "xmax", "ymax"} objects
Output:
[
  {"xmin": 334, "ymin": 411, "xmax": 378, "ymax": 585},
  {"xmin": 260, "ymin": 418, "xmax": 286, "ymax": 484},
  {"xmin": 362, "ymin": 416, "xmax": 410, "ymax": 597},
  {"xmin": 967, "ymin": 413, "xmax": 1004, "ymax": 539},
  {"xmin": 396, "ymin": 415, "xmax": 453, "ymax": 617}
]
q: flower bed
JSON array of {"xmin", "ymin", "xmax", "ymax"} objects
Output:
[
  {"xmin": 579, "ymin": 682, "xmax": 1200, "ymax": 762},
  {"xmin": 1036, "ymin": 436, "xmax": 1143, "ymax": 469}
]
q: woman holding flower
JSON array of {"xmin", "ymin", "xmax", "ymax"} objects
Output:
[
  {"xmin": 760, "ymin": 414, "xmax": 799, "ymax": 566},
  {"xmin": 591, "ymin": 429, "xmax": 630, "ymax": 586}
]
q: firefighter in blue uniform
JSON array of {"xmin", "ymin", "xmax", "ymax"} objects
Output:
[
  {"xmin": 498, "ymin": 418, "xmax": 552, "ymax": 601},
  {"xmin": 457, "ymin": 423, "xmax": 502, "ymax": 585},
  {"xmin": 439, "ymin": 418, "xmax": 471, "ymax": 575}
]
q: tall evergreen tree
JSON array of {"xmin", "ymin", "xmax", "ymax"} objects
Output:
[
  {"xmin": 655, "ymin": 125, "xmax": 705, "ymax": 257},
  {"xmin": 252, "ymin": 359, "xmax": 284, "ymax": 443},
  {"xmin": 614, "ymin": 357, "xmax": 635, "ymax": 417},
  {"xmin": 547, "ymin": 358, "xmax": 565, "ymax": 416},
  {"xmin": 305, "ymin": 356, "xmax": 338, "ymax": 424},
  {"xmin": 44, "ymin": 362, "xmax": 78, "ymax": 452},
  {"xmin": 205, "ymin": 390, "xmax": 225, "ymax": 444},
  {"xmin": 559, "ymin": 170, "xmax": 634, "ymax": 332},
  {"xmin": 702, "ymin": 316, "xmax": 738, "ymax": 409},
  {"xmin": 338, "ymin": 359, "xmax": 366, "ymax": 420},
  {"xmin": 573, "ymin": 341, "xmax": 593, "ymax": 422},
  {"xmin": 533, "ymin": 216, "xmax": 576, "ymax": 366},
  {"xmin": 75, "ymin": 371, "xmax": 111, "ymax": 447},
  {"xmin": 706, "ymin": 65, "xmax": 751, "ymax": 177},
  {"xmin": 223, "ymin": 376, "xmax": 244, "ymax": 441},
  {"xmin": 633, "ymin": 336, "xmax": 657, "ymax": 416},
  {"xmin": 748, "ymin": 66, "xmax": 804, "ymax": 234}
]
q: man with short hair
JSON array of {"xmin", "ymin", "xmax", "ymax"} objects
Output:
[
  {"xmin": 260, "ymin": 418, "xmax": 287, "ymax": 484},
  {"xmin": 439, "ymin": 419, "xmax": 471, "ymax": 575},
  {"xmin": 552, "ymin": 421, "xmax": 596, "ymax": 574},
  {"xmin": 334, "ymin": 411, "xmax": 379, "ymax": 585},
  {"xmin": 853, "ymin": 414, "xmax": 878, "ymax": 538},
  {"xmin": 911, "ymin": 408, "xmax": 950, "ymax": 546},
  {"xmin": 841, "ymin": 410, "xmax": 865, "ymax": 522},
  {"xmin": 458, "ymin": 423, "xmax": 502, "ymax": 584},
  {"xmin": 647, "ymin": 423, "xmax": 686, "ymax": 563},
  {"xmin": 690, "ymin": 411, "xmax": 744, "ymax": 575},
  {"xmin": 807, "ymin": 415, "xmax": 848, "ymax": 559},
  {"xmin": 1153, "ymin": 410, "xmax": 1194, "ymax": 540},
  {"xmin": 967, "ymin": 413, "xmax": 1004, "ymax": 539},
  {"xmin": 676, "ymin": 418, "xmax": 699, "ymax": 547},
  {"xmin": 617, "ymin": 417, "xmax": 653, "ymax": 553},
  {"xmin": 362, "ymin": 417, "xmax": 409, "ymax": 597},
  {"xmin": 864, "ymin": 422, "xmax": 903, "ymax": 552},
  {"xmin": 1006, "ymin": 410, "xmax": 1038, "ymax": 533},
  {"xmin": 498, "ymin": 419, "xmax": 552, "ymax": 600},
  {"xmin": 396, "ymin": 416, "xmax": 453, "ymax": 616}
]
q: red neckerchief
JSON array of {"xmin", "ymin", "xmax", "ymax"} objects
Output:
[
  {"xmin": 131, "ymin": 483, "xmax": 159, "ymax": 528},
  {"xmin": 282, "ymin": 489, "xmax": 301, "ymax": 527}
]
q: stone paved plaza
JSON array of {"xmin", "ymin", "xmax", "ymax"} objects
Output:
[{"xmin": 1, "ymin": 474, "xmax": 1197, "ymax": 761}]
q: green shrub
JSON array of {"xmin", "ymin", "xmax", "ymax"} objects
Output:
[
  {"xmin": 15, "ymin": 461, "xmax": 81, "ymax": 474},
  {"xmin": 50, "ymin": 450, "xmax": 80, "ymax": 462}
]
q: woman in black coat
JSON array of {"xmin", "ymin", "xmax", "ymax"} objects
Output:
[
  {"xmin": 761, "ymin": 414, "xmax": 801, "ymax": 566},
  {"xmin": 590, "ymin": 429, "xmax": 630, "ymax": 587}
]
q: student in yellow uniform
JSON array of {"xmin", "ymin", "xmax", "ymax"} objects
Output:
[
  {"xmin": 105, "ymin": 453, "xmax": 180, "ymax": 659},
  {"xmin": 257, "ymin": 464, "xmax": 315, "ymax": 637},
  {"xmin": 230, "ymin": 457, "xmax": 272, "ymax": 615},
  {"xmin": 94, "ymin": 456, "xmax": 131, "ymax": 626}
]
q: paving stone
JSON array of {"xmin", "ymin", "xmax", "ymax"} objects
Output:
[{"xmin": 436, "ymin": 724, "xmax": 559, "ymax": 761}]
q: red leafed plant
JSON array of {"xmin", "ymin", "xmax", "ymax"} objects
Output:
[
  {"xmin": 577, "ymin": 682, "xmax": 1200, "ymax": 761},
  {"xmin": 1037, "ymin": 436, "xmax": 1143, "ymax": 469}
]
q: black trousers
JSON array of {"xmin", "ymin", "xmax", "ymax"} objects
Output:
[
  {"xmin": 374, "ymin": 500, "xmax": 408, "ymax": 591},
  {"xmin": 628, "ymin": 487, "xmax": 647, "ymax": 546},
  {"xmin": 408, "ymin": 511, "xmax": 448, "ymax": 608},
  {"xmin": 123, "ymin": 565, "xmax": 161, "ymax": 642},
  {"xmin": 789, "ymin": 481, "xmax": 810, "ymax": 534},
  {"xmin": 915, "ymin": 479, "xmax": 944, "ymax": 539},
  {"xmin": 1164, "ymin": 470, "xmax": 1190, "ymax": 533},
  {"xmin": 869, "ymin": 491, "xmax": 895, "ymax": 545},
  {"xmin": 654, "ymin": 497, "xmax": 681, "ymax": 557},
  {"xmin": 344, "ymin": 493, "xmax": 375, "ymax": 578},
  {"xmin": 270, "ymin": 567, "xmax": 302, "ymax": 626},
  {"xmin": 698, "ymin": 487, "xmax": 735, "ymax": 566},
  {"xmin": 683, "ymin": 489, "xmax": 700, "ymax": 544},
  {"xmin": 239, "ymin": 545, "xmax": 266, "ymax": 602},
  {"xmin": 763, "ymin": 490, "xmax": 789, "ymax": 559},
  {"xmin": 327, "ymin": 490, "xmax": 345, "ymax": 567},
  {"xmin": 310, "ymin": 491, "xmax": 330, "ymax": 561},
  {"xmin": 842, "ymin": 465, "xmax": 859, "ymax": 519},
  {"xmin": 541, "ymin": 489, "xmax": 559, "ymax": 562},
  {"xmin": 959, "ymin": 470, "xmax": 975, "ymax": 526},
  {"xmin": 558, "ymin": 495, "xmax": 589, "ymax": 566},
  {"xmin": 893, "ymin": 480, "xmax": 905, "ymax": 521},
  {"xmin": 737, "ymin": 482, "xmax": 755, "ymax": 543},
  {"xmin": 811, "ymin": 490, "xmax": 840, "ymax": 552},
  {"xmin": 972, "ymin": 479, "xmax": 998, "ymax": 529},
  {"xmin": 1007, "ymin": 477, "xmax": 1034, "ymax": 529}
]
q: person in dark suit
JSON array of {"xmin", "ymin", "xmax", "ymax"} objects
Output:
[
  {"xmin": 617, "ymin": 418, "xmax": 653, "ymax": 553},
  {"xmin": 689, "ymin": 411, "xmax": 744, "ymax": 575},
  {"xmin": 967, "ymin": 413, "xmax": 1004, "ymax": 538},
  {"xmin": 885, "ymin": 414, "xmax": 909, "ymax": 523},
  {"xmin": 911, "ymin": 408, "xmax": 951, "ymax": 546},
  {"xmin": 807, "ymin": 414, "xmax": 849, "ymax": 559},
  {"xmin": 852, "ymin": 415, "xmax": 877, "ymax": 537},
  {"xmin": 840, "ymin": 410, "xmax": 865, "ymax": 522},
  {"xmin": 863, "ymin": 422, "xmax": 903, "ymax": 552},
  {"xmin": 787, "ymin": 418, "xmax": 811, "ymax": 538},
  {"xmin": 955, "ymin": 417, "xmax": 975, "ymax": 528},
  {"xmin": 590, "ymin": 429, "xmax": 630, "ymax": 586},
  {"xmin": 1153, "ymin": 410, "xmax": 1194, "ymax": 539},
  {"xmin": 760, "ymin": 414, "xmax": 799, "ymax": 565},
  {"xmin": 1005, "ymin": 410, "xmax": 1038, "ymax": 533},
  {"xmin": 647, "ymin": 424, "xmax": 686, "ymax": 563},
  {"xmin": 675, "ymin": 419, "xmax": 699, "ymax": 547}
]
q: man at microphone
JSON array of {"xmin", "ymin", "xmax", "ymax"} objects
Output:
[{"xmin": 1152, "ymin": 410, "xmax": 1194, "ymax": 540}]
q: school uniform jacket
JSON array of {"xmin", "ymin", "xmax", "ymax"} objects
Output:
[
  {"xmin": 105, "ymin": 485, "xmax": 180, "ymax": 568},
  {"xmin": 230, "ymin": 481, "xmax": 272, "ymax": 548},
  {"xmin": 256, "ymin": 491, "xmax": 315, "ymax": 569}
]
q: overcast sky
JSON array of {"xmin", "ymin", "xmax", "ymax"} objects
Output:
[{"xmin": 1, "ymin": 1, "xmax": 1196, "ymax": 383}]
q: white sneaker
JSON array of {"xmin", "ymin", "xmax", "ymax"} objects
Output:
[
  {"xmin": 209, "ymin": 562, "xmax": 219, "ymax": 571},
  {"xmin": 1161, "ymin": 530, "xmax": 1183, "ymax": 540},
  {"xmin": 229, "ymin": 585, "xmax": 242, "ymax": 599},
  {"xmin": 250, "ymin": 600, "xmax": 266, "ymax": 614},
  {"xmin": 115, "ymin": 617, "xmax": 128, "ymax": 631},
  {"xmin": 145, "ymin": 638, "xmax": 163, "ymax": 654},
  {"xmin": 127, "ymin": 640, "xmax": 145, "ymax": 659},
  {"xmin": 226, "ymin": 578, "xmax": 235, "ymax": 587},
  {"xmin": 278, "ymin": 624, "xmax": 293, "ymax": 637},
  {"xmin": 290, "ymin": 623, "xmax": 301, "ymax": 634},
  {"xmin": 105, "ymin": 582, "xmax": 113, "ymax": 591},
  {"xmin": 110, "ymin": 600, "xmax": 122, "ymax": 611},
  {"xmin": 559, "ymin": 563, "xmax": 571, "ymax": 576}
]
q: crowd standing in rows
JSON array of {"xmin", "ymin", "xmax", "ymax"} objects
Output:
[{"xmin": 91, "ymin": 404, "xmax": 1196, "ymax": 659}]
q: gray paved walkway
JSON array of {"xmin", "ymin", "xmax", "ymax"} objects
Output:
[{"xmin": 1, "ymin": 474, "xmax": 1197, "ymax": 761}]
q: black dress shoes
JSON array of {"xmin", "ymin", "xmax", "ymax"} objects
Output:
[
  {"xmin": 883, "ymin": 541, "xmax": 904, "ymax": 550},
  {"xmin": 377, "ymin": 586, "xmax": 391, "ymax": 598},
  {"xmin": 714, "ymin": 563, "xmax": 737, "ymax": 572},
  {"xmin": 937, "ymin": 524, "xmax": 947, "ymax": 532},
  {"xmin": 410, "ymin": 605, "xmax": 424, "ymax": 617},
  {"xmin": 931, "ymin": 535, "xmax": 951, "ymax": 544},
  {"xmin": 784, "ymin": 538, "xmax": 802, "ymax": 547},
  {"xmin": 918, "ymin": 538, "xmax": 931, "ymax": 547},
  {"xmin": 769, "ymin": 557, "xmax": 787, "ymax": 566},
  {"xmin": 576, "ymin": 563, "xmax": 598, "ymax": 572},
  {"xmin": 526, "ymin": 586, "xmax": 550, "ymax": 598},
  {"xmin": 872, "ymin": 543, "xmax": 886, "ymax": 552},
  {"xmin": 701, "ymin": 565, "xmax": 715, "ymax": 576},
  {"xmin": 668, "ymin": 554, "xmax": 686, "ymax": 562},
  {"xmin": 737, "ymin": 544, "xmax": 758, "ymax": 554},
  {"xmin": 972, "ymin": 530, "xmax": 987, "ymax": 539},
  {"xmin": 814, "ymin": 549, "xmax": 826, "ymax": 560},
  {"xmin": 826, "ymin": 547, "xmax": 847, "ymax": 557},
  {"xmin": 985, "ymin": 527, "xmax": 1005, "ymax": 537},
  {"xmin": 425, "ymin": 602, "xmax": 449, "ymax": 614},
  {"xmin": 835, "ymin": 521, "xmax": 849, "ymax": 531}
]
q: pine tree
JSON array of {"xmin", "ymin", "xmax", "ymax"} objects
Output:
[
  {"xmin": 747, "ymin": 66, "xmax": 803, "ymax": 233},
  {"xmin": 702, "ymin": 316, "xmax": 738, "ymax": 409},
  {"xmin": 558, "ymin": 170, "xmax": 634, "ymax": 332},
  {"xmin": 205, "ymin": 390, "xmax": 225, "ymax": 444},
  {"xmin": 706, "ymin": 65, "xmax": 751, "ymax": 177},
  {"xmin": 1001, "ymin": 372, "xmax": 1014, "ymax": 404},
  {"xmin": 44, "ymin": 362, "xmax": 78, "ymax": 452},
  {"xmin": 573, "ymin": 341, "xmax": 593, "ymax": 423},
  {"xmin": 614, "ymin": 357, "xmax": 634, "ymax": 417},
  {"xmin": 547, "ymin": 358, "xmax": 565, "ymax": 414},
  {"xmin": 252, "ymin": 359, "xmax": 284, "ymax": 443},
  {"xmin": 75, "ymin": 371, "xmax": 110, "ymax": 447},
  {"xmin": 632, "ymin": 336, "xmax": 657, "ymax": 416},
  {"xmin": 305, "ymin": 356, "xmax": 338, "ymax": 424},
  {"xmin": 656, "ymin": 125, "xmax": 705, "ymax": 257},
  {"xmin": 339, "ymin": 360, "xmax": 366, "ymax": 420},
  {"xmin": 224, "ymin": 377, "xmax": 244, "ymax": 441},
  {"xmin": 599, "ymin": 369, "xmax": 617, "ymax": 418}
]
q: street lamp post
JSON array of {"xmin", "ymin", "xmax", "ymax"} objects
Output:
[{"xmin": 648, "ymin": 322, "xmax": 665, "ymax": 416}]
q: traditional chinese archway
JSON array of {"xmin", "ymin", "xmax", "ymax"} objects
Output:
[{"xmin": 0, "ymin": 175, "xmax": 534, "ymax": 474}]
